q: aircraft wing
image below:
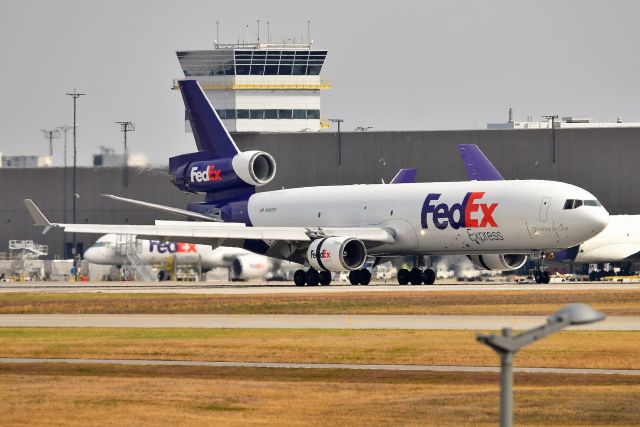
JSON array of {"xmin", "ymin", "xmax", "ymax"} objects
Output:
[{"xmin": 24, "ymin": 199, "xmax": 395, "ymax": 244}]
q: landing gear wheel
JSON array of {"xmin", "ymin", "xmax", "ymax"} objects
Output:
[
  {"xmin": 348, "ymin": 270, "xmax": 361, "ymax": 285},
  {"xmin": 359, "ymin": 269, "xmax": 371, "ymax": 285},
  {"xmin": 319, "ymin": 271, "xmax": 332, "ymax": 286},
  {"xmin": 409, "ymin": 267, "xmax": 423, "ymax": 285},
  {"xmin": 422, "ymin": 268, "xmax": 436, "ymax": 285},
  {"xmin": 306, "ymin": 269, "xmax": 320, "ymax": 286},
  {"xmin": 541, "ymin": 271, "xmax": 550, "ymax": 284},
  {"xmin": 294, "ymin": 269, "xmax": 307, "ymax": 286},
  {"xmin": 397, "ymin": 269, "xmax": 410, "ymax": 285},
  {"xmin": 534, "ymin": 270, "xmax": 543, "ymax": 284}
]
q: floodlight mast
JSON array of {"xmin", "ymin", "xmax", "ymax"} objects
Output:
[{"xmin": 477, "ymin": 304, "xmax": 605, "ymax": 427}]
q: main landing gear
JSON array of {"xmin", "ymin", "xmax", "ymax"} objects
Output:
[
  {"xmin": 294, "ymin": 268, "xmax": 333, "ymax": 286},
  {"xmin": 293, "ymin": 268, "xmax": 372, "ymax": 286},
  {"xmin": 531, "ymin": 269, "xmax": 550, "ymax": 284},
  {"xmin": 397, "ymin": 267, "xmax": 436, "ymax": 285}
]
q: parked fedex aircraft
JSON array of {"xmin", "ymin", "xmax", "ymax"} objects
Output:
[
  {"xmin": 457, "ymin": 144, "xmax": 640, "ymax": 280},
  {"xmin": 84, "ymin": 234, "xmax": 271, "ymax": 281},
  {"xmin": 24, "ymin": 81, "xmax": 609, "ymax": 286}
]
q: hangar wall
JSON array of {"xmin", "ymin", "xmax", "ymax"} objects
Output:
[{"xmin": 3, "ymin": 128, "xmax": 638, "ymax": 257}]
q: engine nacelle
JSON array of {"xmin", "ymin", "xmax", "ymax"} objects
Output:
[
  {"xmin": 307, "ymin": 237, "xmax": 367, "ymax": 272},
  {"xmin": 467, "ymin": 254, "xmax": 528, "ymax": 271},
  {"xmin": 170, "ymin": 150, "xmax": 276, "ymax": 193},
  {"xmin": 231, "ymin": 254, "xmax": 270, "ymax": 280},
  {"xmin": 231, "ymin": 150, "xmax": 277, "ymax": 186}
]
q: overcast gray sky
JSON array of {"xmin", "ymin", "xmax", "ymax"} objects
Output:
[{"xmin": 1, "ymin": 0, "xmax": 639, "ymax": 166}]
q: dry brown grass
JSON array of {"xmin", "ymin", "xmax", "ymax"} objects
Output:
[
  {"xmin": 1, "ymin": 363, "xmax": 639, "ymax": 426},
  {"xmin": 1, "ymin": 289, "xmax": 639, "ymax": 315},
  {"xmin": 1, "ymin": 328, "xmax": 638, "ymax": 369}
]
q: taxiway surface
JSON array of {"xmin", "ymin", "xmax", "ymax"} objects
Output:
[
  {"xmin": 1, "ymin": 281, "xmax": 638, "ymax": 294},
  {"xmin": 0, "ymin": 314, "xmax": 636, "ymax": 330}
]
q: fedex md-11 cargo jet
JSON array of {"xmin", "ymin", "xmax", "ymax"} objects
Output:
[{"xmin": 24, "ymin": 81, "xmax": 609, "ymax": 286}]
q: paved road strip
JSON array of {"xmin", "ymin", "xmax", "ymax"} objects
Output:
[
  {"xmin": 0, "ymin": 357, "xmax": 637, "ymax": 376},
  {"xmin": 0, "ymin": 314, "xmax": 637, "ymax": 330}
]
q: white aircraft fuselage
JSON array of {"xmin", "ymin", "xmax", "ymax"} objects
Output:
[
  {"xmin": 248, "ymin": 180, "xmax": 608, "ymax": 255},
  {"xmin": 573, "ymin": 215, "xmax": 640, "ymax": 263}
]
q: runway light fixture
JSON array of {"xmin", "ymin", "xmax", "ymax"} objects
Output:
[{"xmin": 477, "ymin": 303, "xmax": 605, "ymax": 427}]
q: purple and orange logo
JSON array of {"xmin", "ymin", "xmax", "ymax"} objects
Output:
[
  {"xmin": 190, "ymin": 165, "xmax": 222, "ymax": 183},
  {"xmin": 421, "ymin": 192, "xmax": 498, "ymax": 230},
  {"xmin": 149, "ymin": 242, "xmax": 197, "ymax": 254}
]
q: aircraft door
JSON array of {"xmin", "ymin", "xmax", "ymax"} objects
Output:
[{"xmin": 539, "ymin": 197, "xmax": 550, "ymax": 222}]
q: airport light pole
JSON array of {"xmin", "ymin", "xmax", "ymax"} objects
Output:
[
  {"xmin": 115, "ymin": 121, "xmax": 135, "ymax": 188},
  {"xmin": 542, "ymin": 115, "xmax": 558, "ymax": 163},
  {"xmin": 41, "ymin": 129, "xmax": 60, "ymax": 157},
  {"xmin": 477, "ymin": 303, "xmax": 605, "ymax": 427},
  {"xmin": 66, "ymin": 89, "xmax": 85, "ymax": 262},
  {"xmin": 57, "ymin": 125, "xmax": 73, "ymax": 256},
  {"xmin": 329, "ymin": 118, "xmax": 344, "ymax": 166}
]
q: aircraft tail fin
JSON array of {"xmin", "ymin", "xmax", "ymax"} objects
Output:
[
  {"xmin": 457, "ymin": 144, "xmax": 504, "ymax": 181},
  {"xmin": 178, "ymin": 80, "xmax": 240, "ymax": 157},
  {"xmin": 390, "ymin": 168, "xmax": 417, "ymax": 184}
]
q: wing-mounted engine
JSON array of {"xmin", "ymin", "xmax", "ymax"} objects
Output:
[
  {"xmin": 231, "ymin": 254, "xmax": 270, "ymax": 280},
  {"xmin": 467, "ymin": 254, "xmax": 528, "ymax": 271},
  {"xmin": 307, "ymin": 237, "xmax": 367, "ymax": 272}
]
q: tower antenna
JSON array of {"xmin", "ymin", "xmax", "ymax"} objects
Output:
[
  {"xmin": 216, "ymin": 21, "xmax": 220, "ymax": 43},
  {"xmin": 307, "ymin": 20, "xmax": 311, "ymax": 44},
  {"xmin": 267, "ymin": 21, "xmax": 270, "ymax": 43},
  {"xmin": 257, "ymin": 19, "xmax": 260, "ymax": 43}
]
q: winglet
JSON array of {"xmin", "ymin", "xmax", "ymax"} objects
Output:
[
  {"xmin": 457, "ymin": 144, "xmax": 504, "ymax": 181},
  {"xmin": 24, "ymin": 199, "xmax": 53, "ymax": 234},
  {"xmin": 390, "ymin": 168, "xmax": 417, "ymax": 184}
]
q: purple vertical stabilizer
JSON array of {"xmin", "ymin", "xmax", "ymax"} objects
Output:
[
  {"xmin": 390, "ymin": 168, "xmax": 417, "ymax": 184},
  {"xmin": 457, "ymin": 144, "xmax": 504, "ymax": 181}
]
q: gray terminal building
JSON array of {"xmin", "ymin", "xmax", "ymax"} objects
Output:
[{"xmin": 3, "ymin": 126, "xmax": 639, "ymax": 258}]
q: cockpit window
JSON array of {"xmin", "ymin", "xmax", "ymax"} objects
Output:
[
  {"xmin": 93, "ymin": 242, "xmax": 114, "ymax": 248},
  {"xmin": 564, "ymin": 199, "xmax": 601, "ymax": 209}
]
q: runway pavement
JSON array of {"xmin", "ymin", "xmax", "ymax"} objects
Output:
[
  {"xmin": 0, "ymin": 314, "xmax": 636, "ymax": 330},
  {"xmin": 1, "ymin": 281, "xmax": 638, "ymax": 294},
  {"xmin": 1, "ymin": 357, "xmax": 637, "ymax": 376}
]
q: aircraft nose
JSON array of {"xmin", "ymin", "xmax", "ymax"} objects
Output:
[
  {"xmin": 587, "ymin": 206, "xmax": 609, "ymax": 235},
  {"xmin": 83, "ymin": 247, "xmax": 98, "ymax": 263}
]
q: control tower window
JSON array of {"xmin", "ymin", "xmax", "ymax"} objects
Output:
[
  {"xmin": 278, "ymin": 109, "xmax": 293, "ymax": 120},
  {"xmin": 237, "ymin": 110, "xmax": 250, "ymax": 119},
  {"xmin": 293, "ymin": 110, "xmax": 306, "ymax": 119},
  {"xmin": 279, "ymin": 64, "xmax": 292, "ymax": 75},
  {"xmin": 264, "ymin": 109, "xmax": 278, "ymax": 120},
  {"xmin": 250, "ymin": 110, "xmax": 265, "ymax": 120},
  {"xmin": 306, "ymin": 110, "xmax": 320, "ymax": 119}
]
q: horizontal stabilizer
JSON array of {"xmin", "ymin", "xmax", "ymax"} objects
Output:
[{"xmin": 103, "ymin": 194, "xmax": 219, "ymax": 222}]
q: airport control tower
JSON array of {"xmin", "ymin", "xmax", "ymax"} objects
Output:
[{"xmin": 175, "ymin": 40, "xmax": 330, "ymax": 132}]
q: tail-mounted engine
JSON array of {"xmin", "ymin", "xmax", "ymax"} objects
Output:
[
  {"xmin": 307, "ymin": 237, "xmax": 367, "ymax": 272},
  {"xmin": 170, "ymin": 150, "xmax": 276, "ymax": 194},
  {"xmin": 467, "ymin": 254, "xmax": 528, "ymax": 271}
]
